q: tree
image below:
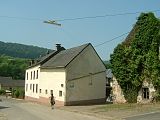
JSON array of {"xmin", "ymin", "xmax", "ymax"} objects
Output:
[
  {"xmin": 103, "ymin": 60, "xmax": 112, "ymax": 69},
  {"xmin": 0, "ymin": 55, "xmax": 29, "ymax": 79},
  {"xmin": 110, "ymin": 13, "xmax": 160, "ymax": 102}
]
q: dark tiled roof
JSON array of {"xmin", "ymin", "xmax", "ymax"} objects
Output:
[
  {"xmin": 41, "ymin": 43, "xmax": 90, "ymax": 68},
  {"xmin": 27, "ymin": 50, "xmax": 57, "ymax": 68},
  {"xmin": 0, "ymin": 77, "xmax": 13, "ymax": 86},
  {"xmin": 36, "ymin": 50, "xmax": 56, "ymax": 64},
  {"xmin": 0, "ymin": 76, "xmax": 24, "ymax": 87},
  {"xmin": 12, "ymin": 80, "xmax": 25, "ymax": 87}
]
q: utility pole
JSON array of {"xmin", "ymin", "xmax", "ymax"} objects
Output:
[{"xmin": 43, "ymin": 20, "xmax": 61, "ymax": 26}]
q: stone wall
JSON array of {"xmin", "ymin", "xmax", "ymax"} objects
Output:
[
  {"xmin": 137, "ymin": 80, "xmax": 156, "ymax": 103},
  {"xmin": 111, "ymin": 77, "xmax": 156, "ymax": 104},
  {"xmin": 111, "ymin": 76, "xmax": 126, "ymax": 103}
]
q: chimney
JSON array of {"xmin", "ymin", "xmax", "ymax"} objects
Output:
[
  {"xmin": 56, "ymin": 44, "xmax": 62, "ymax": 51},
  {"xmin": 46, "ymin": 50, "xmax": 50, "ymax": 54},
  {"xmin": 30, "ymin": 59, "xmax": 35, "ymax": 66}
]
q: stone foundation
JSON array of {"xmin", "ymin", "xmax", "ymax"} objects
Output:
[
  {"xmin": 25, "ymin": 96, "xmax": 105, "ymax": 106},
  {"xmin": 65, "ymin": 98, "xmax": 106, "ymax": 106},
  {"xmin": 25, "ymin": 96, "xmax": 65, "ymax": 106}
]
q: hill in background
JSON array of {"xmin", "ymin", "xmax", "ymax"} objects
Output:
[{"xmin": 0, "ymin": 41, "xmax": 51, "ymax": 59}]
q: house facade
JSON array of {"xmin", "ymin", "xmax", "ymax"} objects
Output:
[{"xmin": 25, "ymin": 43, "xmax": 106, "ymax": 106}]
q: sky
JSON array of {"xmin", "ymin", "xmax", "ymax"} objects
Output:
[{"xmin": 0, "ymin": 0, "xmax": 160, "ymax": 60}]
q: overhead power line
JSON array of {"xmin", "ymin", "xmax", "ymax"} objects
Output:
[
  {"xmin": 0, "ymin": 15, "xmax": 43, "ymax": 21},
  {"xmin": 57, "ymin": 9, "xmax": 160, "ymax": 22},
  {"xmin": 94, "ymin": 32, "xmax": 130, "ymax": 47},
  {"xmin": 0, "ymin": 9, "xmax": 159, "ymax": 22}
]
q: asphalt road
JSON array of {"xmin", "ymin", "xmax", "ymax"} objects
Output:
[
  {"xmin": 125, "ymin": 112, "xmax": 160, "ymax": 120},
  {"xmin": 0, "ymin": 97, "xmax": 104, "ymax": 120},
  {"xmin": 1, "ymin": 96, "xmax": 160, "ymax": 120}
]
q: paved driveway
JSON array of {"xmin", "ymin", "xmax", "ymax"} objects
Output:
[{"xmin": 0, "ymin": 97, "xmax": 104, "ymax": 120}]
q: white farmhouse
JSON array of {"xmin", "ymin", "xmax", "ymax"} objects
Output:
[{"xmin": 25, "ymin": 43, "xmax": 106, "ymax": 106}]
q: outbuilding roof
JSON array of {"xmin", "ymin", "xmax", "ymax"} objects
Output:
[
  {"xmin": 0, "ymin": 76, "xmax": 13, "ymax": 86},
  {"xmin": 106, "ymin": 69, "xmax": 113, "ymax": 78},
  {"xmin": 0, "ymin": 76, "xmax": 24, "ymax": 87}
]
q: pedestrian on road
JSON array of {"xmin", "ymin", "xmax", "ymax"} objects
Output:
[{"xmin": 50, "ymin": 94, "xmax": 55, "ymax": 109}]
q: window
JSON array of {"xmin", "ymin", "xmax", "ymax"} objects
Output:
[
  {"xmin": 45, "ymin": 90, "xmax": 48, "ymax": 94},
  {"xmin": 26, "ymin": 84, "xmax": 28, "ymax": 91},
  {"xmin": 36, "ymin": 70, "xmax": 38, "ymax": 79},
  {"xmin": 30, "ymin": 84, "xmax": 32, "ymax": 90},
  {"xmin": 31, "ymin": 71, "xmax": 32, "ymax": 80},
  {"xmin": 61, "ymin": 84, "xmax": 64, "ymax": 87},
  {"xmin": 26, "ymin": 72, "xmax": 28, "ymax": 80},
  {"xmin": 33, "ymin": 71, "xmax": 35, "ymax": 80},
  {"xmin": 39, "ymin": 89, "xmax": 42, "ymax": 93},
  {"xmin": 70, "ymin": 82, "xmax": 74, "ymax": 88},
  {"xmin": 33, "ymin": 84, "xmax": 35, "ymax": 93},
  {"xmin": 36, "ymin": 84, "xmax": 38, "ymax": 93},
  {"xmin": 89, "ymin": 80, "xmax": 93, "ymax": 85},
  {"xmin": 50, "ymin": 90, "xmax": 53, "ymax": 94},
  {"xmin": 89, "ymin": 74, "xmax": 93, "ymax": 85},
  {"xmin": 106, "ymin": 78, "xmax": 111, "ymax": 86},
  {"xmin": 59, "ymin": 91, "xmax": 62, "ymax": 97},
  {"xmin": 142, "ymin": 88, "xmax": 149, "ymax": 99}
]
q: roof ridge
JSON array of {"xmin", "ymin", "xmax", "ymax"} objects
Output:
[
  {"xmin": 64, "ymin": 43, "xmax": 90, "ymax": 68},
  {"xmin": 41, "ymin": 43, "xmax": 91, "ymax": 69},
  {"xmin": 65, "ymin": 43, "xmax": 90, "ymax": 50}
]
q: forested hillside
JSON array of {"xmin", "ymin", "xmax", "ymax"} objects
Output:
[
  {"xmin": 0, "ymin": 41, "xmax": 51, "ymax": 59},
  {"xmin": 0, "ymin": 41, "xmax": 52, "ymax": 79}
]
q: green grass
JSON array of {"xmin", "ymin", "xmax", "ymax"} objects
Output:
[{"xmin": 91, "ymin": 103, "xmax": 160, "ymax": 112}]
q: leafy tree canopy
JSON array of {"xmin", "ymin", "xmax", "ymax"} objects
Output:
[
  {"xmin": 0, "ymin": 55, "xmax": 29, "ymax": 80},
  {"xmin": 103, "ymin": 60, "xmax": 112, "ymax": 69},
  {"xmin": 110, "ymin": 13, "xmax": 160, "ymax": 102}
]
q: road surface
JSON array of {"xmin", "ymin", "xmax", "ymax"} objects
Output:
[
  {"xmin": 0, "ymin": 97, "xmax": 104, "ymax": 120},
  {"xmin": 125, "ymin": 111, "xmax": 160, "ymax": 120},
  {"xmin": 1, "ymin": 96, "xmax": 160, "ymax": 120}
]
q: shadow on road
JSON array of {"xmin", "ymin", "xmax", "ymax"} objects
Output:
[{"xmin": 0, "ymin": 106, "xmax": 10, "ymax": 109}]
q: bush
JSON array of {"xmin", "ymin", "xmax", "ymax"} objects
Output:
[
  {"xmin": 0, "ymin": 89, "xmax": 5, "ymax": 95},
  {"xmin": 19, "ymin": 89, "xmax": 25, "ymax": 99},
  {"xmin": 124, "ymin": 88, "xmax": 138, "ymax": 103},
  {"xmin": 14, "ymin": 89, "xmax": 20, "ymax": 98},
  {"xmin": 12, "ymin": 88, "xmax": 24, "ymax": 99},
  {"xmin": 154, "ymin": 92, "xmax": 160, "ymax": 102}
]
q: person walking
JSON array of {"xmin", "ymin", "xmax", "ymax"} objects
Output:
[{"xmin": 50, "ymin": 94, "xmax": 55, "ymax": 109}]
